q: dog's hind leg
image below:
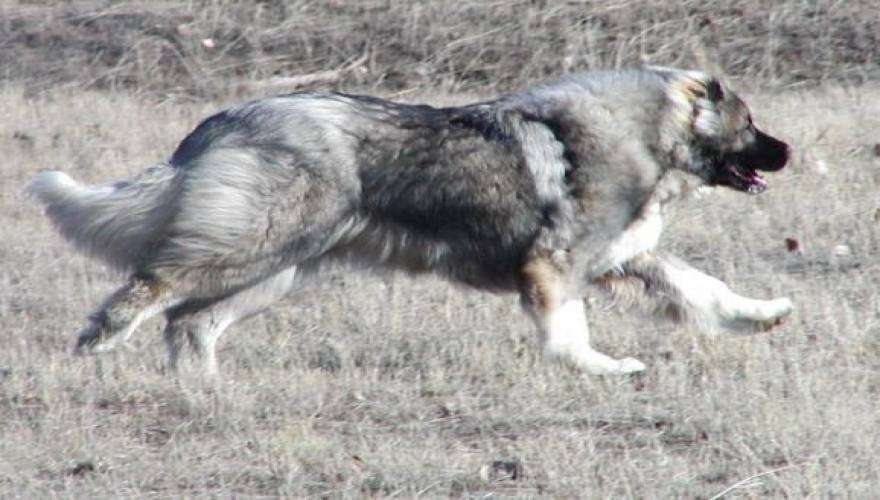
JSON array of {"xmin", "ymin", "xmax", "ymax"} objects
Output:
[
  {"xmin": 162, "ymin": 318, "xmax": 188, "ymax": 374},
  {"xmin": 76, "ymin": 276, "xmax": 179, "ymax": 355},
  {"xmin": 163, "ymin": 266, "xmax": 300, "ymax": 377},
  {"xmin": 520, "ymin": 257, "xmax": 646, "ymax": 375},
  {"xmin": 605, "ymin": 253, "xmax": 793, "ymax": 334}
]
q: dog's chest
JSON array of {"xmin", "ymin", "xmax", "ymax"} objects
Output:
[
  {"xmin": 590, "ymin": 170, "xmax": 705, "ymax": 275},
  {"xmin": 598, "ymin": 201, "xmax": 664, "ymax": 272}
]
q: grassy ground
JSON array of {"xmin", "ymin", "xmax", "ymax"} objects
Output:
[
  {"xmin": 3, "ymin": 0, "xmax": 879, "ymax": 97},
  {"xmin": 4, "ymin": 1, "xmax": 880, "ymax": 498},
  {"xmin": 4, "ymin": 76, "xmax": 880, "ymax": 500}
]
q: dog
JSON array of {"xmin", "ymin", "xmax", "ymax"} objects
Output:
[{"xmin": 29, "ymin": 67, "xmax": 793, "ymax": 377}]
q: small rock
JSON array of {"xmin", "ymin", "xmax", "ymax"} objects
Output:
[
  {"xmin": 176, "ymin": 24, "xmax": 193, "ymax": 37},
  {"xmin": 12, "ymin": 131, "xmax": 34, "ymax": 148},
  {"xmin": 833, "ymin": 244, "xmax": 852, "ymax": 257},
  {"xmin": 67, "ymin": 461, "xmax": 96, "ymax": 477},
  {"xmin": 479, "ymin": 459, "xmax": 523, "ymax": 481}
]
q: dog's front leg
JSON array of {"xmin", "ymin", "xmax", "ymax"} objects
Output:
[
  {"xmin": 614, "ymin": 253, "xmax": 793, "ymax": 334},
  {"xmin": 520, "ymin": 257, "xmax": 645, "ymax": 375}
]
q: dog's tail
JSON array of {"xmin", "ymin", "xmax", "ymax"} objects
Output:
[{"xmin": 28, "ymin": 163, "xmax": 179, "ymax": 272}]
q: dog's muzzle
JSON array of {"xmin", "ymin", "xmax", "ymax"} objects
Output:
[{"xmin": 716, "ymin": 129, "xmax": 790, "ymax": 194}]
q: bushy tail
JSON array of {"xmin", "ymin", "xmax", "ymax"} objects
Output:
[{"xmin": 28, "ymin": 163, "xmax": 179, "ymax": 272}]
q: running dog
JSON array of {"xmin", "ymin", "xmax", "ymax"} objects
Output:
[{"xmin": 29, "ymin": 67, "xmax": 793, "ymax": 376}]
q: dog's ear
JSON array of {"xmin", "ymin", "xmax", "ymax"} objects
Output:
[
  {"xmin": 705, "ymin": 78, "xmax": 724, "ymax": 102},
  {"xmin": 681, "ymin": 78, "xmax": 723, "ymax": 102}
]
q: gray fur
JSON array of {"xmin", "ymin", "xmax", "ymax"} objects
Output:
[
  {"xmin": 29, "ymin": 67, "xmax": 793, "ymax": 376},
  {"xmin": 28, "ymin": 164, "xmax": 179, "ymax": 272}
]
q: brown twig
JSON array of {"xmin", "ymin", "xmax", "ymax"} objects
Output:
[{"xmin": 240, "ymin": 50, "xmax": 369, "ymax": 91}]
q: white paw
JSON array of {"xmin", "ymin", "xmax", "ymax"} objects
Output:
[
  {"xmin": 88, "ymin": 341, "xmax": 119, "ymax": 354},
  {"xmin": 769, "ymin": 297, "xmax": 794, "ymax": 318},
  {"xmin": 582, "ymin": 356, "xmax": 647, "ymax": 376},
  {"xmin": 616, "ymin": 357, "xmax": 647, "ymax": 374},
  {"xmin": 721, "ymin": 296, "xmax": 794, "ymax": 333},
  {"xmin": 545, "ymin": 343, "xmax": 647, "ymax": 376},
  {"xmin": 74, "ymin": 328, "xmax": 119, "ymax": 355},
  {"xmin": 755, "ymin": 297, "xmax": 794, "ymax": 330}
]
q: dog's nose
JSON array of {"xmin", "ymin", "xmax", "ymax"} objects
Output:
[
  {"xmin": 779, "ymin": 142, "xmax": 792, "ymax": 169},
  {"xmin": 757, "ymin": 130, "xmax": 790, "ymax": 171}
]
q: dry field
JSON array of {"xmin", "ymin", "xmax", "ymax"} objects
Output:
[
  {"xmin": 4, "ymin": 0, "xmax": 879, "ymax": 97},
  {"xmin": 3, "ymin": 1, "xmax": 880, "ymax": 498}
]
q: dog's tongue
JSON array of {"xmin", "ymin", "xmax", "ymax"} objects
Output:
[
  {"xmin": 727, "ymin": 163, "xmax": 767, "ymax": 194},
  {"xmin": 747, "ymin": 171, "xmax": 767, "ymax": 194}
]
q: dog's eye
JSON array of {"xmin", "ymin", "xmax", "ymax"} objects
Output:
[{"xmin": 735, "ymin": 115, "xmax": 754, "ymax": 135}]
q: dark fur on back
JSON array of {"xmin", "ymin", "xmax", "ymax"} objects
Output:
[
  {"xmin": 342, "ymin": 97, "xmax": 547, "ymax": 289},
  {"xmin": 154, "ymin": 90, "xmax": 570, "ymax": 292}
]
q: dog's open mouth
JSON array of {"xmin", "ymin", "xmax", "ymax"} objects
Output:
[
  {"xmin": 714, "ymin": 130, "xmax": 790, "ymax": 195},
  {"xmin": 721, "ymin": 163, "xmax": 767, "ymax": 194}
]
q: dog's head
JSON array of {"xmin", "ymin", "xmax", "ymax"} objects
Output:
[{"xmin": 659, "ymin": 69, "xmax": 790, "ymax": 194}]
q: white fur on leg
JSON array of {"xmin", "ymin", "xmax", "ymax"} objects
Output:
[
  {"xmin": 163, "ymin": 323, "xmax": 185, "ymax": 373},
  {"xmin": 592, "ymin": 202, "xmax": 663, "ymax": 276},
  {"xmin": 195, "ymin": 335, "xmax": 220, "ymax": 378},
  {"xmin": 715, "ymin": 295, "xmax": 794, "ymax": 332},
  {"xmin": 661, "ymin": 259, "xmax": 793, "ymax": 333},
  {"xmin": 541, "ymin": 299, "xmax": 645, "ymax": 375},
  {"xmin": 173, "ymin": 266, "xmax": 299, "ymax": 375}
]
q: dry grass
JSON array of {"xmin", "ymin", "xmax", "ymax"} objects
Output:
[
  {"xmin": 4, "ymin": 0, "xmax": 880, "ymax": 497},
  {"xmin": 3, "ymin": 0, "xmax": 879, "ymax": 97},
  {"xmin": 4, "ymin": 77, "xmax": 880, "ymax": 499}
]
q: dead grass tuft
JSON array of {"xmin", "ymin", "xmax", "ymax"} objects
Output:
[{"xmin": 2, "ymin": 0, "xmax": 879, "ymax": 97}]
